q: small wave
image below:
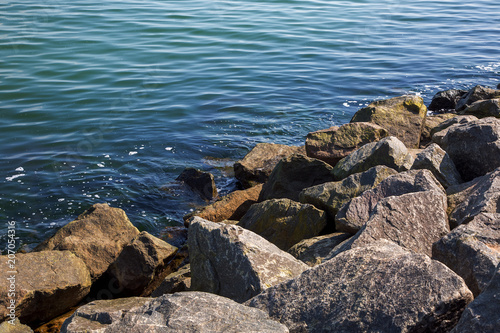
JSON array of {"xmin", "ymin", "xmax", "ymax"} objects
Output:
[{"xmin": 6, "ymin": 174, "xmax": 26, "ymax": 181}]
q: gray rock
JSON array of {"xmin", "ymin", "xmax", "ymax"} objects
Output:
[
  {"xmin": 258, "ymin": 154, "xmax": 335, "ymax": 202},
  {"xmin": 451, "ymin": 263, "xmax": 500, "ymax": 333},
  {"xmin": 432, "ymin": 117, "xmax": 500, "ymax": 181},
  {"xmin": 461, "ymin": 98, "xmax": 500, "ymax": 118},
  {"xmin": 431, "ymin": 115, "xmax": 479, "ymax": 145},
  {"xmin": 428, "ymin": 89, "xmax": 467, "ymax": 112},
  {"xmin": 234, "ymin": 143, "xmax": 304, "ymax": 188},
  {"xmin": 151, "ymin": 264, "xmax": 191, "ymax": 297},
  {"xmin": 61, "ymin": 292, "xmax": 288, "ymax": 333},
  {"xmin": 455, "ymin": 85, "xmax": 500, "ymax": 111},
  {"xmin": 0, "ymin": 251, "xmax": 91, "ymax": 326},
  {"xmin": 299, "ymin": 165, "xmax": 398, "ymax": 223},
  {"xmin": 238, "ymin": 198, "xmax": 327, "ymax": 251},
  {"xmin": 106, "ymin": 231, "xmax": 178, "ymax": 297},
  {"xmin": 0, "ymin": 318, "xmax": 33, "ymax": 333},
  {"xmin": 433, "ymin": 213, "xmax": 500, "ymax": 297},
  {"xmin": 305, "ymin": 122, "xmax": 388, "ymax": 166},
  {"xmin": 287, "ymin": 232, "xmax": 351, "ymax": 266},
  {"xmin": 176, "ymin": 167, "xmax": 218, "ymax": 201},
  {"xmin": 188, "ymin": 218, "xmax": 308, "ymax": 302},
  {"xmin": 327, "ymin": 191, "xmax": 449, "ymax": 260},
  {"xmin": 34, "ymin": 203, "xmax": 140, "ymax": 281},
  {"xmin": 420, "ymin": 113, "xmax": 456, "ymax": 148},
  {"xmin": 335, "ymin": 169, "xmax": 445, "ymax": 234},
  {"xmin": 332, "ymin": 136, "xmax": 413, "ymax": 180},
  {"xmin": 247, "ymin": 240, "xmax": 473, "ymax": 333},
  {"xmin": 411, "ymin": 143, "xmax": 463, "ymax": 188},
  {"xmin": 449, "ymin": 167, "xmax": 500, "ymax": 228}
]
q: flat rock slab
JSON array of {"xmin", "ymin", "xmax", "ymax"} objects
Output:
[
  {"xmin": 0, "ymin": 251, "xmax": 91, "ymax": 326},
  {"xmin": 234, "ymin": 142, "xmax": 304, "ymax": 188},
  {"xmin": 238, "ymin": 198, "xmax": 327, "ymax": 251},
  {"xmin": 350, "ymin": 95, "xmax": 427, "ymax": 148},
  {"xmin": 287, "ymin": 232, "xmax": 351, "ymax": 266},
  {"xmin": 188, "ymin": 218, "xmax": 308, "ymax": 302},
  {"xmin": 335, "ymin": 169, "xmax": 445, "ymax": 234},
  {"xmin": 61, "ymin": 292, "xmax": 288, "ymax": 333},
  {"xmin": 332, "ymin": 136, "xmax": 413, "ymax": 180},
  {"xmin": 305, "ymin": 122, "xmax": 388, "ymax": 166},
  {"xmin": 433, "ymin": 213, "xmax": 500, "ymax": 297},
  {"xmin": 247, "ymin": 240, "xmax": 473, "ymax": 333},
  {"xmin": 327, "ymin": 191, "xmax": 449, "ymax": 260},
  {"xmin": 34, "ymin": 203, "xmax": 140, "ymax": 280}
]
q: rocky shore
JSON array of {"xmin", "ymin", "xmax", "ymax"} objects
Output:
[{"xmin": 1, "ymin": 84, "xmax": 500, "ymax": 332}]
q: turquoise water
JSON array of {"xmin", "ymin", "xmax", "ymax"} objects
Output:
[{"xmin": 1, "ymin": 0, "xmax": 499, "ymax": 249}]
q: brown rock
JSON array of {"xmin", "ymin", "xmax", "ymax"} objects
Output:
[
  {"xmin": 0, "ymin": 318, "xmax": 33, "ymax": 332},
  {"xmin": 420, "ymin": 113, "xmax": 456, "ymax": 148},
  {"xmin": 287, "ymin": 232, "xmax": 351, "ymax": 266},
  {"xmin": 151, "ymin": 264, "xmax": 191, "ymax": 297},
  {"xmin": 159, "ymin": 226, "xmax": 188, "ymax": 248}
]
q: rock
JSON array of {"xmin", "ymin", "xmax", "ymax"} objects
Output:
[
  {"xmin": 428, "ymin": 89, "xmax": 467, "ymax": 112},
  {"xmin": 455, "ymin": 85, "xmax": 500, "ymax": 111},
  {"xmin": 335, "ymin": 169, "xmax": 445, "ymax": 234},
  {"xmin": 106, "ymin": 231, "xmax": 178, "ymax": 297},
  {"xmin": 176, "ymin": 167, "xmax": 217, "ymax": 201},
  {"xmin": 305, "ymin": 122, "xmax": 388, "ymax": 166},
  {"xmin": 34, "ymin": 203, "xmax": 140, "ymax": 281},
  {"xmin": 188, "ymin": 218, "xmax": 308, "ymax": 302},
  {"xmin": 31, "ymin": 310, "xmax": 75, "ymax": 333},
  {"xmin": 183, "ymin": 184, "xmax": 262, "ymax": 223},
  {"xmin": 332, "ymin": 136, "xmax": 413, "ymax": 180},
  {"xmin": 411, "ymin": 143, "xmax": 463, "ymax": 188},
  {"xmin": 461, "ymin": 98, "xmax": 500, "ymax": 118},
  {"xmin": 238, "ymin": 198, "xmax": 327, "ymax": 251},
  {"xmin": 431, "ymin": 115, "xmax": 479, "ymax": 144},
  {"xmin": 350, "ymin": 95, "xmax": 427, "ymax": 148},
  {"xmin": 61, "ymin": 292, "xmax": 289, "ymax": 333},
  {"xmin": 0, "ymin": 251, "xmax": 91, "ymax": 326},
  {"xmin": 420, "ymin": 113, "xmax": 456, "ymax": 147},
  {"xmin": 448, "ymin": 167, "xmax": 500, "ymax": 228},
  {"xmin": 434, "ymin": 117, "xmax": 500, "ymax": 181},
  {"xmin": 246, "ymin": 240, "xmax": 473, "ymax": 333},
  {"xmin": 451, "ymin": 263, "xmax": 500, "ymax": 333},
  {"xmin": 327, "ymin": 191, "xmax": 449, "ymax": 259},
  {"xmin": 299, "ymin": 165, "xmax": 398, "ymax": 222},
  {"xmin": 258, "ymin": 154, "xmax": 335, "ymax": 202},
  {"xmin": 287, "ymin": 232, "xmax": 351, "ymax": 266},
  {"xmin": 234, "ymin": 143, "xmax": 304, "ymax": 188},
  {"xmin": 159, "ymin": 226, "xmax": 188, "ymax": 248},
  {"xmin": 151, "ymin": 264, "xmax": 191, "ymax": 297},
  {"xmin": 0, "ymin": 318, "xmax": 33, "ymax": 333},
  {"xmin": 433, "ymin": 213, "xmax": 500, "ymax": 297}
]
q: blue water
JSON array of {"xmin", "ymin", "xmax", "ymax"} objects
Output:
[{"xmin": 1, "ymin": 0, "xmax": 499, "ymax": 249}]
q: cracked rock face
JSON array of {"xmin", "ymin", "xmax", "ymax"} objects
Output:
[
  {"xmin": 247, "ymin": 240, "xmax": 473, "ymax": 333},
  {"xmin": 188, "ymin": 218, "xmax": 308, "ymax": 303}
]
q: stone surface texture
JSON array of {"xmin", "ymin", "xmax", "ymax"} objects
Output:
[
  {"xmin": 247, "ymin": 240, "xmax": 473, "ymax": 333},
  {"xmin": 428, "ymin": 89, "xmax": 466, "ymax": 112},
  {"xmin": 0, "ymin": 318, "xmax": 34, "ymax": 333},
  {"xmin": 455, "ymin": 85, "xmax": 500, "ymax": 111},
  {"xmin": 176, "ymin": 167, "xmax": 217, "ymax": 201},
  {"xmin": 151, "ymin": 264, "xmax": 191, "ymax": 297},
  {"xmin": 287, "ymin": 232, "xmax": 351, "ymax": 266},
  {"xmin": 188, "ymin": 218, "xmax": 308, "ymax": 302},
  {"xmin": 461, "ymin": 98, "xmax": 500, "ymax": 118},
  {"xmin": 420, "ymin": 113, "xmax": 456, "ymax": 147},
  {"xmin": 350, "ymin": 95, "xmax": 427, "ymax": 148}
]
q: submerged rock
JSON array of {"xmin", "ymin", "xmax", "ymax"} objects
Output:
[
  {"xmin": 176, "ymin": 167, "xmax": 217, "ymax": 201},
  {"xmin": 350, "ymin": 95, "xmax": 427, "ymax": 148},
  {"xmin": 428, "ymin": 88, "xmax": 467, "ymax": 112}
]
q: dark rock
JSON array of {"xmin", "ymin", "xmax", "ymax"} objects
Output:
[
  {"xmin": 332, "ymin": 136, "xmax": 413, "ymax": 180},
  {"xmin": 461, "ymin": 98, "xmax": 500, "ymax": 118},
  {"xmin": 188, "ymin": 218, "xmax": 308, "ymax": 303},
  {"xmin": 258, "ymin": 154, "xmax": 335, "ymax": 202},
  {"xmin": 183, "ymin": 184, "xmax": 262, "ymax": 223},
  {"xmin": 238, "ymin": 198, "xmax": 327, "ymax": 251},
  {"xmin": 151, "ymin": 264, "xmax": 191, "ymax": 297},
  {"xmin": 335, "ymin": 169, "xmax": 445, "ymax": 234},
  {"xmin": 176, "ymin": 167, "xmax": 217, "ymax": 201},
  {"xmin": 434, "ymin": 117, "xmax": 500, "ymax": 181},
  {"xmin": 106, "ymin": 231, "xmax": 178, "ymax": 297},
  {"xmin": 350, "ymin": 95, "xmax": 427, "ymax": 148},
  {"xmin": 455, "ymin": 85, "xmax": 500, "ymax": 111},
  {"xmin": 246, "ymin": 240, "xmax": 473, "ymax": 333},
  {"xmin": 299, "ymin": 165, "xmax": 398, "ymax": 223},
  {"xmin": 428, "ymin": 89, "xmax": 467, "ymax": 112},
  {"xmin": 411, "ymin": 143, "xmax": 463, "ymax": 188},
  {"xmin": 234, "ymin": 143, "xmax": 304, "ymax": 188},
  {"xmin": 327, "ymin": 191, "xmax": 449, "ymax": 259},
  {"xmin": 61, "ymin": 292, "xmax": 289, "ymax": 333},
  {"xmin": 305, "ymin": 122, "xmax": 388, "ymax": 166},
  {"xmin": 451, "ymin": 263, "xmax": 500, "ymax": 333},
  {"xmin": 420, "ymin": 113, "xmax": 456, "ymax": 148},
  {"xmin": 0, "ymin": 318, "xmax": 33, "ymax": 333},
  {"xmin": 159, "ymin": 226, "xmax": 188, "ymax": 248},
  {"xmin": 34, "ymin": 203, "xmax": 140, "ymax": 281},
  {"xmin": 0, "ymin": 251, "xmax": 91, "ymax": 326},
  {"xmin": 431, "ymin": 115, "xmax": 478, "ymax": 143},
  {"xmin": 287, "ymin": 232, "xmax": 351, "ymax": 266},
  {"xmin": 433, "ymin": 213, "xmax": 500, "ymax": 297}
]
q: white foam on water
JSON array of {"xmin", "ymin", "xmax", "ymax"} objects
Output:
[
  {"xmin": 15, "ymin": 167, "xmax": 24, "ymax": 172},
  {"xmin": 6, "ymin": 174, "xmax": 25, "ymax": 181},
  {"xmin": 129, "ymin": 151, "xmax": 138, "ymax": 155}
]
